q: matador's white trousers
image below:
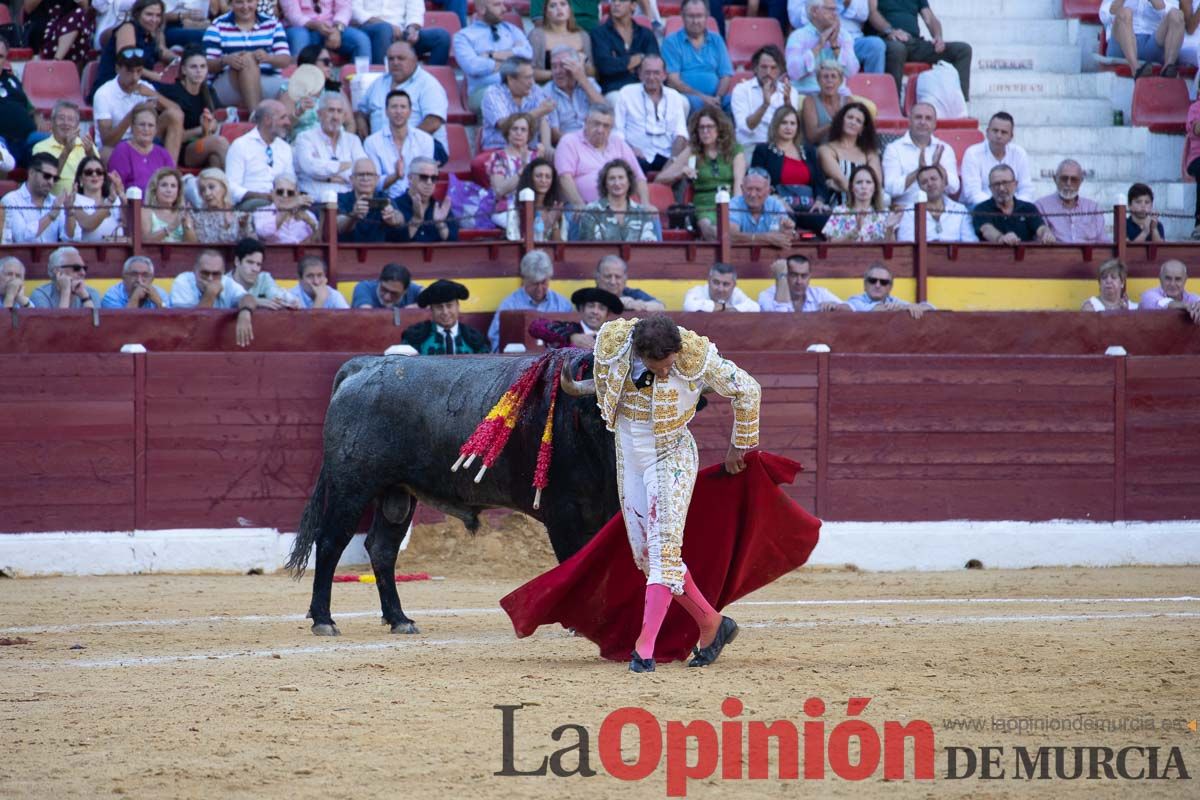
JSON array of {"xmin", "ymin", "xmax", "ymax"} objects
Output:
[{"xmin": 614, "ymin": 417, "xmax": 698, "ymax": 595}]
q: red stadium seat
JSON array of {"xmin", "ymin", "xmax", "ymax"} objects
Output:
[
  {"xmin": 663, "ymin": 15, "xmax": 719, "ymax": 36},
  {"xmin": 844, "ymin": 73, "xmax": 906, "ymax": 132},
  {"xmin": 424, "ymin": 10, "xmax": 462, "ymax": 36},
  {"xmin": 0, "ymin": 179, "xmax": 19, "ymax": 197},
  {"xmin": 471, "ymin": 148, "xmax": 499, "ymax": 187},
  {"xmin": 502, "ymin": 11, "xmax": 523, "ymax": 28},
  {"xmin": 80, "ymin": 60, "xmax": 99, "ymax": 100},
  {"xmin": 901, "ymin": 62, "xmax": 930, "ymax": 115},
  {"xmin": 426, "ymin": 65, "xmax": 475, "ymax": 124},
  {"xmin": 1131, "ymin": 77, "xmax": 1189, "ymax": 134},
  {"xmin": 219, "ymin": 122, "xmax": 255, "ymax": 143},
  {"xmin": 22, "ymin": 60, "xmax": 92, "ymax": 119},
  {"xmin": 1061, "ymin": 0, "xmax": 1101, "ymax": 24},
  {"xmin": 726, "ymin": 17, "xmax": 785, "ymax": 68},
  {"xmin": 936, "ymin": 128, "xmax": 984, "ymax": 170},
  {"xmin": 443, "ymin": 123, "xmax": 474, "ymax": 178}
]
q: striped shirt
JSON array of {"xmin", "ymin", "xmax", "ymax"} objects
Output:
[{"xmin": 204, "ymin": 13, "xmax": 290, "ymax": 75}]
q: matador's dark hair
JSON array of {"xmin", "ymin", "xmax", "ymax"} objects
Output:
[{"xmin": 632, "ymin": 314, "xmax": 682, "ymax": 361}]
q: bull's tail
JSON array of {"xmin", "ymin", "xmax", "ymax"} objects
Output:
[{"xmin": 287, "ymin": 463, "xmax": 329, "ymax": 577}]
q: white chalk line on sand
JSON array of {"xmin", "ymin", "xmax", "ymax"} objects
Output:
[
  {"xmin": 7, "ymin": 610, "xmax": 1200, "ymax": 671},
  {"xmin": 3, "ymin": 595, "xmax": 1198, "ymax": 636}
]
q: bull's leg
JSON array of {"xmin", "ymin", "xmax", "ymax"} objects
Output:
[
  {"xmin": 367, "ymin": 489, "xmax": 420, "ymax": 635},
  {"xmin": 309, "ymin": 487, "xmax": 374, "ymax": 637}
]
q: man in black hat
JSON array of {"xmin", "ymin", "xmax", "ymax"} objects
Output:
[
  {"xmin": 401, "ymin": 279, "xmax": 489, "ymax": 355},
  {"xmin": 529, "ymin": 287, "xmax": 623, "ymax": 349}
]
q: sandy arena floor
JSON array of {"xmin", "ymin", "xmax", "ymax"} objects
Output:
[{"xmin": 1, "ymin": 516, "xmax": 1198, "ymax": 799}]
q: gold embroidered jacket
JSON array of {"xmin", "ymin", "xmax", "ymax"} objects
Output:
[{"xmin": 593, "ymin": 318, "xmax": 761, "ymax": 449}]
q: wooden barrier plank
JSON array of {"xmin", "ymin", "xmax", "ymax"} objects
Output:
[
  {"xmin": 828, "ymin": 432, "xmax": 1113, "ymax": 464},
  {"xmin": 0, "ymin": 442, "xmax": 133, "ymax": 480},
  {"xmin": 3, "ymin": 505, "xmax": 136, "ymax": 532},
  {"xmin": 829, "ymin": 383, "xmax": 1115, "ymax": 405},
  {"xmin": 1124, "ymin": 485, "xmax": 1200, "ymax": 520},
  {"xmin": 9, "ymin": 479, "xmax": 134, "ymax": 506},
  {"xmin": 150, "ymin": 424, "xmax": 327, "ymax": 447},
  {"xmin": 829, "ymin": 403, "xmax": 1113, "ymax": 434},
  {"xmin": 144, "ymin": 498, "xmax": 308, "ymax": 530},
  {"xmin": 1126, "ymin": 356, "xmax": 1200, "ymax": 382},
  {"xmin": 145, "ymin": 400, "xmax": 330, "ymax": 427},
  {"xmin": 0, "ymin": 376, "xmax": 133, "ymax": 401},
  {"xmin": 830, "ymin": 357, "xmax": 1115, "ymax": 386},
  {"xmin": 0, "ymin": 401, "xmax": 133, "ymax": 427},
  {"xmin": 825, "ymin": 479, "xmax": 1115, "ymax": 521},
  {"xmin": 0, "ymin": 353, "xmax": 134, "ymax": 377},
  {"xmin": 827, "ymin": 463, "xmax": 1114, "ymax": 480}
]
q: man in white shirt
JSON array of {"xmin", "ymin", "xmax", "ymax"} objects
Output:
[
  {"xmin": 959, "ymin": 112, "xmax": 1032, "ymax": 208},
  {"xmin": 896, "ymin": 164, "xmax": 976, "ymax": 242},
  {"xmin": 1100, "ymin": 0, "xmax": 1185, "ymax": 78},
  {"xmin": 731, "ymin": 45, "xmax": 801, "ymax": 147},
  {"xmin": 682, "ymin": 263, "xmax": 761, "ymax": 312},
  {"xmin": 757, "ymin": 255, "xmax": 852, "ymax": 312},
  {"xmin": 226, "ymin": 99, "xmax": 296, "ymax": 209},
  {"xmin": 169, "ymin": 250, "xmax": 249, "ymax": 309},
  {"xmin": 294, "ymin": 93, "xmax": 369, "ymax": 199},
  {"xmin": 613, "ymin": 55, "xmax": 689, "ymax": 174},
  {"xmin": 0, "ymin": 153, "xmax": 65, "ymax": 244},
  {"xmin": 354, "ymin": 40, "xmax": 450, "ymax": 148},
  {"xmin": 352, "ymin": 0, "xmax": 451, "ymax": 66},
  {"xmin": 881, "ymin": 101, "xmax": 959, "ymax": 208},
  {"xmin": 364, "ymin": 88, "xmax": 435, "ymax": 199},
  {"xmin": 92, "ymin": 47, "xmax": 184, "ymax": 159}
]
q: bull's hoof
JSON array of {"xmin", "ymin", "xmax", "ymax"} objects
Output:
[
  {"xmin": 312, "ymin": 623, "xmax": 341, "ymax": 637},
  {"xmin": 390, "ymin": 621, "xmax": 420, "ymax": 635}
]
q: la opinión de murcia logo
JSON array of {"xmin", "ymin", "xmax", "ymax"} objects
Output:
[{"xmin": 496, "ymin": 698, "xmax": 1192, "ymax": 796}]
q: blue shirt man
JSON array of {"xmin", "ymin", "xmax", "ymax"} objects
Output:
[
  {"xmin": 487, "ymin": 251, "xmax": 573, "ymax": 351},
  {"xmin": 660, "ymin": 2, "xmax": 734, "ymax": 114},
  {"xmin": 729, "ymin": 193, "xmax": 791, "ymax": 233},
  {"xmin": 351, "ymin": 279, "xmax": 423, "ymax": 309},
  {"xmin": 101, "ymin": 282, "xmax": 169, "ymax": 309},
  {"xmin": 451, "ymin": 1, "xmax": 533, "ymax": 106}
]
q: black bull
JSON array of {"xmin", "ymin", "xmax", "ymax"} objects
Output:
[{"xmin": 287, "ymin": 352, "xmax": 618, "ymax": 636}]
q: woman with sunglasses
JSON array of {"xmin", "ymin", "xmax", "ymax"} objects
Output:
[
  {"xmin": 654, "ymin": 108, "xmax": 745, "ymax": 241},
  {"xmin": 821, "ymin": 164, "xmax": 900, "ymax": 243},
  {"xmin": 91, "ymin": 0, "xmax": 167, "ymax": 99},
  {"xmin": 503, "ymin": 157, "xmax": 565, "ymax": 242},
  {"xmin": 108, "ymin": 107, "xmax": 177, "ymax": 194},
  {"xmin": 63, "ymin": 156, "xmax": 127, "ymax": 242},
  {"xmin": 192, "ymin": 168, "xmax": 247, "ymax": 243},
  {"xmin": 252, "ymin": 175, "xmax": 321, "ymax": 244},
  {"xmin": 159, "ymin": 46, "xmax": 229, "ymax": 169},
  {"xmin": 25, "ymin": 0, "xmax": 96, "ymax": 70},
  {"xmin": 142, "ymin": 167, "xmax": 198, "ymax": 243}
]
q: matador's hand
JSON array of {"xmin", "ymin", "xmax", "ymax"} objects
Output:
[{"xmin": 725, "ymin": 444, "xmax": 747, "ymax": 475}]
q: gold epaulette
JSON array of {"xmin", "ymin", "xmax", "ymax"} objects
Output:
[
  {"xmin": 673, "ymin": 327, "xmax": 715, "ymax": 381},
  {"xmin": 594, "ymin": 318, "xmax": 638, "ymax": 364}
]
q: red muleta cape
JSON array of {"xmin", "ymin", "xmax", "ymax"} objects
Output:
[{"xmin": 500, "ymin": 451, "xmax": 822, "ymax": 663}]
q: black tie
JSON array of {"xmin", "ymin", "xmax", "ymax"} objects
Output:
[
  {"xmin": 633, "ymin": 370, "xmax": 654, "ymax": 389},
  {"xmin": 442, "ymin": 329, "xmax": 455, "ymax": 355}
]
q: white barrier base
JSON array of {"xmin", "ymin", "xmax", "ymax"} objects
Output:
[{"xmin": 0, "ymin": 521, "xmax": 1196, "ymax": 577}]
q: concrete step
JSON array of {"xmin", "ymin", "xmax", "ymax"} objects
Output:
[
  {"xmin": 938, "ymin": 18, "xmax": 1077, "ymax": 47},
  {"xmin": 971, "ymin": 43, "xmax": 1083, "ymax": 74},
  {"xmin": 934, "ymin": 0, "xmax": 1063, "ymax": 18},
  {"xmin": 1024, "ymin": 154, "xmax": 1186, "ymax": 183},
  {"xmin": 1015, "ymin": 125, "xmax": 1158, "ymax": 154},
  {"xmin": 969, "ymin": 96, "xmax": 1114, "ymax": 126},
  {"xmin": 972, "ymin": 70, "xmax": 1115, "ymax": 99}
]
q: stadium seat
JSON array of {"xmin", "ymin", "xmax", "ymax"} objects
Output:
[
  {"xmin": 471, "ymin": 149, "xmax": 499, "ymax": 187},
  {"xmin": 339, "ymin": 63, "xmax": 386, "ymax": 82},
  {"xmin": 1061, "ymin": 0, "xmax": 1101, "ymax": 24},
  {"xmin": 663, "ymin": 15, "xmax": 719, "ymax": 36},
  {"xmin": 426, "ymin": 65, "xmax": 475, "ymax": 124},
  {"xmin": 0, "ymin": 179, "xmax": 19, "ymax": 197},
  {"xmin": 900, "ymin": 62, "xmax": 930, "ymax": 115},
  {"xmin": 443, "ymin": 123, "xmax": 474, "ymax": 179},
  {"xmin": 22, "ymin": 60, "xmax": 91, "ymax": 119},
  {"xmin": 80, "ymin": 61, "xmax": 99, "ymax": 100},
  {"xmin": 726, "ymin": 17, "xmax": 784, "ymax": 69},
  {"xmin": 424, "ymin": 10, "xmax": 462, "ymax": 36},
  {"xmin": 502, "ymin": 11, "xmax": 523, "ymax": 28},
  {"xmin": 1130, "ymin": 77, "xmax": 1189, "ymax": 134},
  {"xmin": 844, "ymin": 73, "xmax": 906, "ymax": 132},
  {"xmin": 219, "ymin": 122, "xmax": 255, "ymax": 143},
  {"xmin": 936, "ymin": 128, "xmax": 984, "ymax": 170}
]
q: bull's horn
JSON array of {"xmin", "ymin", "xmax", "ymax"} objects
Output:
[{"xmin": 559, "ymin": 362, "xmax": 596, "ymax": 397}]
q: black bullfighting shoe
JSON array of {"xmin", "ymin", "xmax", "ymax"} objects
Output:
[
  {"xmin": 687, "ymin": 616, "xmax": 739, "ymax": 667},
  {"xmin": 629, "ymin": 650, "xmax": 656, "ymax": 673}
]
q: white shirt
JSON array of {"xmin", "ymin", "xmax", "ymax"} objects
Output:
[
  {"xmin": 92, "ymin": 0, "xmax": 136, "ymax": 49},
  {"xmin": 351, "ymin": 0, "xmax": 425, "ymax": 27},
  {"xmin": 92, "ymin": 78, "xmax": 158, "ymax": 141},
  {"xmin": 881, "ymin": 131, "xmax": 961, "ymax": 207},
  {"xmin": 959, "ymin": 140, "xmax": 1033, "ymax": 208},
  {"xmin": 292, "ymin": 127, "xmax": 368, "ymax": 199},
  {"xmin": 730, "ymin": 76, "xmax": 802, "ymax": 146},
  {"xmin": 682, "ymin": 284, "xmax": 760, "ymax": 312},
  {"xmin": 364, "ymin": 126, "xmax": 435, "ymax": 198},
  {"xmin": 1, "ymin": 185, "xmax": 62, "ymax": 244},
  {"xmin": 225, "ymin": 127, "xmax": 296, "ymax": 204},
  {"xmin": 64, "ymin": 194, "xmax": 124, "ymax": 242},
  {"xmin": 613, "ymin": 84, "xmax": 689, "ymax": 161},
  {"xmin": 1100, "ymin": 0, "xmax": 1179, "ymax": 36},
  {"xmin": 757, "ymin": 284, "xmax": 844, "ymax": 312},
  {"xmin": 356, "ymin": 67, "xmax": 450, "ymax": 147},
  {"xmin": 789, "ymin": 0, "xmax": 869, "ymax": 37},
  {"xmin": 168, "ymin": 272, "xmax": 247, "ymax": 309},
  {"xmin": 896, "ymin": 197, "xmax": 978, "ymax": 242}
]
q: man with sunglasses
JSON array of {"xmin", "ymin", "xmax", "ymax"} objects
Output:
[
  {"xmin": 847, "ymin": 263, "xmax": 933, "ymax": 318},
  {"xmin": 394, "ymin": 157, "xmax": 456, "ymax": 242},
  {"xmin": 1035, "ymin": 159, "xmax": 1108, "ymax": 245},
  {"xmin": 227, "ymin": 99, "xmax": 296, "ymax": 209},
  {"xmin": 337, "ymin": 158, "xmax": 405, "ymax": 241},
  {"xmin": 93, "ymin": 47, "xmax": 185, "ymax": 161},
  {"xmin": 452, "ymin": 0, "xmax": 534, "ymax": 111},
  {"xmin": 0, "ymin": 153, "xmax": 66, "ymax": 245},
  {"xmin": 29, "ymin": 247, "xmax": 101, "ymax": 309}
]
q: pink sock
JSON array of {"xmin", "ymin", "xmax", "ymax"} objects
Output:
[
  {"xmin": 634, "ymin": 584, "xmax": 672, "ymax": 660},
  {"xmin": 676, "ymin": 572, "xmax": 723, "ymax": 647}
]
